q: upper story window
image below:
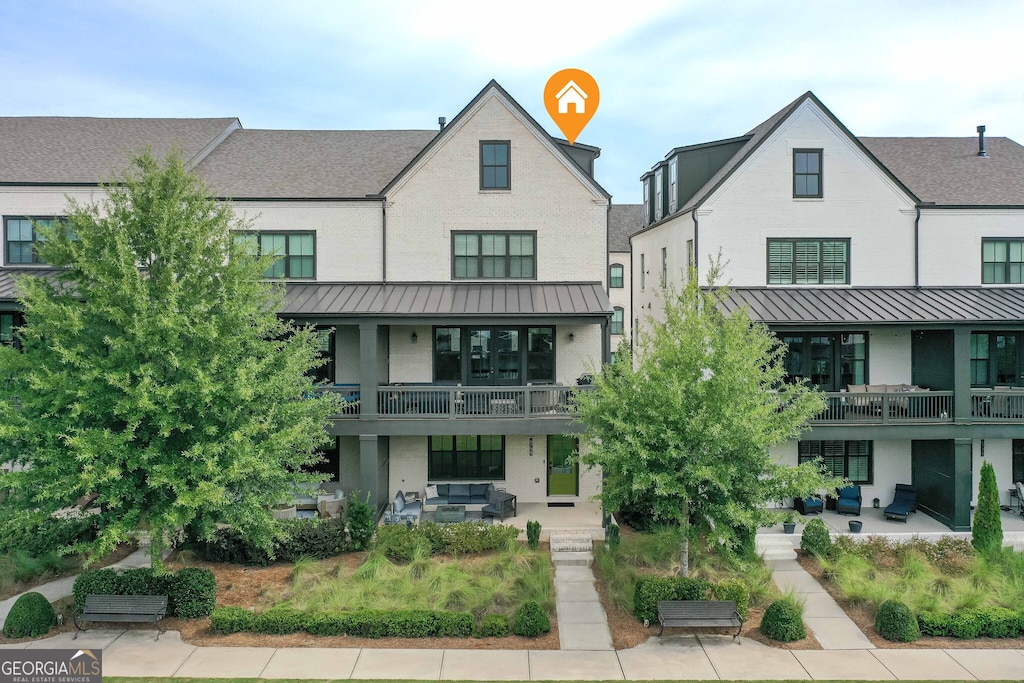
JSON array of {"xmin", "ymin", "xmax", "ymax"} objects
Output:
[
  {"xmin": 982, "ymin": 238, "xmax": 1024, "ymax": 284},
  {"xmin": 452, "ymin": 232, "xmax": 535, "ymax": 279},
  {"xmin": 433, "ymin": 325, "xmax": 554, "ymax": 384},
  {"xmin": 236, "ymin": 231, "xmax": 315, "ymax": 279},
  {"xmin": 686, "ymin": 240, "xmax": 694, "ymax": 269},
  {"xmin": 793, "ymin": 149, "xmax": 822, "ymax": 198},
  {"xmin": 1, "ymin": 312, "xmax": 24, "ymax": 350},
  {"xmin": 611, "ymin": 307, "xmax": 624, "ymax": 335},
  {"xmin": 4, "ymin": 216, "xmax": 63, "ymax": 265},
  {"xmin": 780, "ymin": 332, "xmax": 866, "ymax": 391},
  {"xmin": 654, "ymin": 168, "xmax": 664, "ymax": 221},
  {"xmin": 642, "ymin": 177, "xmax": 652, "ymax": 224},
  {"xmin": 668, "ymin": 158, "xmax": 678, "ymax": 214},
  {"xmin": 640, "ymin": 253, "xmax": 646, "ymax": 290},
  {"xmin": 480, "ymin": 141, "xmax": 510, "ymax": 190},
  {"xmin": 971, "ymin": 332, "xmax": 1023, "ymax": 387},
  {"xmin": 609, "ymin": 264, "xmax": 624, "ymax": 288},
  {"xmin": 309, "ymin": 327, "xmax": 335, "ymax": 384},
  {"xmin": 661, "ymin": 247, "xmax": 668, "ymax": 287},
  {"xmin": 768, "ymin": 238, "xmax": 849, "ymax": 285}
]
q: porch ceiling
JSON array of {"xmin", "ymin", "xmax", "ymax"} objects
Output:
[
  {"xmin": 280, "ymin": 282, "xmax": 611, "ymax": 318},
  {"xmin": 718, "ymin": 286, "xmax": 1024, "ymax": 325}
]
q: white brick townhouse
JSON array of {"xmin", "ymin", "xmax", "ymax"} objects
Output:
[
  {"xmin": 632, "ymin": 91, "xmax": 1024, "ymax": 530},
  {"xmin": 0, "ymin": 81, "xmax": 614, "ymax": 513}
]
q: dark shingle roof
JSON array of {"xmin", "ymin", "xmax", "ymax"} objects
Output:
[
  {"xmin": 608, "ymin": 204, "xmax": 643, "ymax": 252},
  {"xmin": 195, "ymin": 129, "xmax": 438, "ymax": 199},
  {"xmin": 0, "ymin": 117, "xmax": 238, "ymax": 184},
  {"xmin": 719, "ymin": 287, "xmax": 1024, "ymax": 325},
  {"xmin": 860, "ymin": 137, "xmax": 1024, "ymax": 205},
  {"xmin": 280, "ymin": 282, "xmax": 611, "ymax": 317}
]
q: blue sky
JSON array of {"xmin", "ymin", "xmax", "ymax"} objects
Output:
[{"xmin": 3, "ymin": 0, "xmax": 1023, "ymax": 203}]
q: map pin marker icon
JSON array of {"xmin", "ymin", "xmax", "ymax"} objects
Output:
[{"xmin": 544, "ymin": 69, "xmax": 600, "ymax": 145}]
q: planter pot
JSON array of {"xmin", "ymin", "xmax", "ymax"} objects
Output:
[
  {"xmin": 849, "ymin": 520, "xmax": 863, "ymax": 533},
  {"xmin": 783, "ymin": 522, "xmax": 796, "ymax": 534}
]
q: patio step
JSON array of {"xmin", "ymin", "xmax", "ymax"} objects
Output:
[
  {"xmin": 541, "ymin": 526, "xmax": 606, "ymax": 541},
  {"xmin": 551, "ymin": 551, "xmax": 593, "ymax": 566},
  {"xmin": 549, "ymin": 533, "xmax": 593, "ymax": 553},
  {"xmin": 756, "ymin": 534, "xmax": 798, "ymax": 561}
]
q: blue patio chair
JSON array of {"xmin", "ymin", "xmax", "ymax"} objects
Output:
[
  {"xmin": 836, "ymin": 485, "xmax": 862, "ymax": 516},
  {"xmin": 794, "ymin": 496, "xmax": 823, "ymax": 515},
  {"xmin": 884, "ymin": 484, "xmax": 917, "ymax": 522}
]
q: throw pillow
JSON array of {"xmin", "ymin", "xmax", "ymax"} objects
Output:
[
  {"xmin": 393, "ymin": 492, "xmax": 405, "ymax": 513},
  {"xmin": 424, "ymin": 484, "xmax": 439, "ymax": 500}
]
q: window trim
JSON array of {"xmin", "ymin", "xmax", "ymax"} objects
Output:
[
  {"xmin": 238, "ymin": 230, "xmax": 317, "ymax": 280},
  {"xmin": 451, "ymin": 231, "xmax": 537, "ymax": 280},
  {"xmin": 611, "ymin": 307, "xmax": 624, "ymax": 335},
  {"xmin": 668, "ymin": 158, "xmax": 678, "ymax": 214},
  {"xmin": 793, "ymin": 148, "xmax": 823, "ymax": 199},
  {"xmin": 767, "ymin": 237, "xmax": 850, "ymax": 285},
  {"xmin": 981, "ymin": 237, "xmax": 1024, "ymax": 284},
  {"xmin": 479, "ymin": 140, "xmax": 511, "ymax": 191},
  {"xmin": 654, "ymin": 167, "xmax": 664, "ymax": 221},
  {"xmin": 971, "ymin": 331, "xmax": 1024, "ymax": 387},
  {"xmin": 609, "ymin": 263, "xmax": 624, "ymax": 289},
  {"xmin": 428, "ymin": 435, "xmax": 506, "ymax": 481},
  {"xmin": 798, "ymin": 440, "xmax": 873, "ymax": 485},
  {"xmin": 4, "ymin": 215, "xmax": 62, "ymax": 266}
]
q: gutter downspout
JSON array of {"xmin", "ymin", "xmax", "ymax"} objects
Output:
[
  {"xmin": 381, "ymin": 199, "xmax": 388, "ymax": 284},
  {"xmin": 914, "ymin": 204, "xmax": 921, "ymax": 288}
]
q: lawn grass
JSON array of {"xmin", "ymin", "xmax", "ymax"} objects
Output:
[
  {"xmin": 260, "ymin": 541, "xmax": 552, "ymax": 618},
  {"xmin": 819, "ymin": 535, "xmax": 1024, "ymax": 614},
  {"xmin": 105, "ymin": 679, "xmax": 1009, "ymax": 683}
]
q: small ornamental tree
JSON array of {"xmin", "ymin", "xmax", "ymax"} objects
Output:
[
  {"xmin": 576, "ymin": 263, "xmax": 841, "ymax": 574},
  {"xmin": 0, "ymin": 152, "xmax": 340, "ymax": 566},
  {"xmin": 972, "ymin": 461, "xmax": 1003, "ymax": 554}
]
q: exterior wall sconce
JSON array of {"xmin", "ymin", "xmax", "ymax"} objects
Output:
[
  {"xmin": 411, "ymin": 331, "xmax": 418, "ymax": 344},
  {"xmin": 568, "ymin": 331, "xmax": 575, "ymax": 342}
]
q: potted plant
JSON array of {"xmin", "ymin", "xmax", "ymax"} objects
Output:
[
  {"xmin": 848, "ymin": 519, "xmax": 863, "ymax": 533},
  {"xmin": 783, "ymin": 512, "xmax": 797, "ymax": 534}
]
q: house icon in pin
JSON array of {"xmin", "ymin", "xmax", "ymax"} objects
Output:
[{"xmin": 555, "ymin": 80, "xmax": 588, "ymax": 114}]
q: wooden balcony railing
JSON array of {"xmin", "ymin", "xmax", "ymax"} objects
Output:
[
  {"xmin": 812, "ymin": 391, "xmax": 954, "ymax": 424},
  {"xmin": 318, "ymin": 384, "xmax": 587, "ymax": 419},
  {"xmin": 971, "ymin": 388, "xmax": 1024, "ymax": 422}
]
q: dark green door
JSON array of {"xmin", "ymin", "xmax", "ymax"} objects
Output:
[
  {"xmin": 912, "ymin": 330, "xmax": 954, "ymax": 389},
  {"xmin": 547, "ymin": 435, "xmax": 579, "ymax": 496}
]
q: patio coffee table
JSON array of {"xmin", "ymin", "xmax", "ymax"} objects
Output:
[{"xmin": 434, "ymin": 504, "xmax": 466, "ymax": 523}]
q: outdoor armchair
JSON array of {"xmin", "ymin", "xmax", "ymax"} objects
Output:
[{"xmin": 835, "ymin": 485, "xmax": 862, "ymax": 515}]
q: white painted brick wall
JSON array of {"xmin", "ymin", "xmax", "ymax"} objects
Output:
[
  {"xmin": 868, "ymin": 328, "xmax": 912, "ymax": 385},
  {"xmin": 609, "ymin": 250, "xmax": 631, "ymax": 352},
  {"xmin": 631, "ymin": 215, "xmax": 690, "ymax": 340},
  {"xmin": 384, "ymin": 95, "xmax": 607, "ymax": 285},
  {"xmin": 334, "ymin": 325, "xmax": 361, "ymax": 384},
  {"xmin": 972, "ymin": 439, "xmax": 1014, "ymax": 506},
  {"xmin": 919, "ymin": 209, "xmax": 1024, "ymax": 286}
]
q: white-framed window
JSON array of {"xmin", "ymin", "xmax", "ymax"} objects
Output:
[
  {"xmin": 640, "ymin": 253, "xmax": 646, "ymax": 290},
  {"xmin": 661, "ymin": 247, "xmax": 668, "ymax": 287},
  {"xmin": 654, "ymin": 168, "xmax": 664, "ymax": 221},
  {"xmin": 668, "ymin": 158, "xmax": 678, "ymax": 213}
]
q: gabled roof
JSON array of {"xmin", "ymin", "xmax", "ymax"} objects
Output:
[
  {"xmin": 860, "ymin": 137, "xmax": 1024, "ymax": 206},
  {"xmin": 194, "ymin": 129, "xmax": 437, "ymax": 199},
  {"xmin": 719, "ymin": 287, "xmax": 1024, "ymax": 325},
  {"xmin": 382, "ymin": 80, "xmax": 610, "ymax": 200},
  {"xmin": 0, "ymin": 117, "xmax": 239, "ymax": 184},
  {"xmin": 608, "ymin": 204, "xmax": 643, "ymax": 252}
]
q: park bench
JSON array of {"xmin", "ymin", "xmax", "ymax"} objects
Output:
[
  {"xmin": 74, "ymin": 594, "xmax": 168, "ymax": 639},
  {"xmin": 657, "ymin": 600, "xmax": 743, "ymax": 640}
]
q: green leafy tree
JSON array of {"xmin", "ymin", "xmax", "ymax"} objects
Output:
[
  {"xmin": 576, "ymin": 264, "xmax": 841, "ymax": 574},
  {"xmin": 972, "ymin": 460, "xmax": 1002, "ymax": 553},
  {"xmin": 0, "ymin": 152, "xmax": 339, "ymax": 567}
]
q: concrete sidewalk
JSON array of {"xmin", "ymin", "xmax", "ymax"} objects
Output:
[{"xmin": 6, "ymin": 628, "xmax": 1024, "ymax": 680}]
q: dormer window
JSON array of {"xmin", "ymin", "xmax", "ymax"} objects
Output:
[
  {"xmin": 642, "ymin": 178, "xmax": 652, "ymax": 224},
  {"xmin": 668, "ymin": 158, "xmax": 678, "ymax": 213},
  {"xmin": 480, "ymin": 141, "xmax": 510, "ymax": 190},
  {"xmin": 654, "ymin": 168, "xmax": 664, "ymax": 221},
  {"xmin": 793, "ymin": 149, "xmax": 822, "ymax": 198}
]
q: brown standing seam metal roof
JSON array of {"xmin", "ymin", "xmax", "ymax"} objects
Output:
[
  {"xmin": 0, "ymin": 268, "xmax": 64, "ymax": 302},
  {"xmin": 860, "ymin": 137, "xmax": 1024, "ymax": 205},
  {"xmin": 0, "ymin": 117, "xmax": 239, "ymax": 184},
  {"xmin": 279, "ymin": 282, "xmax": 611, "ymax": 317},
  {"xmin": 194, "ymin": 129, "xmax": 438, "ymax": 199},
  {"xmin": 719, "ymin": 287, "xmax": 1024, "ymax": 325},
  {"xmin": 608, "ymin": 204, "xmax": 643, "ymax": 252}
]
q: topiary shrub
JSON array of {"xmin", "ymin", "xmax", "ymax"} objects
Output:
[
  {"xmin": 972, "ymin": 461, "xmax": 1003, "ymax": 554},
  {"xmin": 210, "ymin": 606, "xmax": 255, "ymax": 634},
  {"xmin": 477, "ymin": 614, "xmax": 510, "ymax": 638},
  {"xmin": 168, "ymin": 567, "xmax": 217, "ymax": 618},
  {"xmin": 3, "ymin": 592, "xmax": 57, "ymax": 638},
  {"xmin": 800, "ymin": 517, "xmax": 832, "ymax": 558},
  {"xmin": 875, "ymin": 599, "xmax": 920, "ymax": 642},
  {"xmin": 526, "ymin": 521, "xmax": 541, "ymax": 550},
  {"xmin": 712, "ymin": 578, "xmax": 749, "ymax": 620},
  {"xmin": 760, "ymin": 598, "xmax": 806, "ymax": 642},
  {"xmin": 512, "ymin": 601, "xmax": 550, "ymax": 637}
]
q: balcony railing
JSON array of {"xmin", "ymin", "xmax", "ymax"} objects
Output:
[
  {"xmin": 812, "ymin": 391, "xmax": 954, "ymax": 424},
  {"xmin": 320, "ymin": 384, "xmax": 586, "ymax": 419},
  {"xmin": 971, "ymin": 388, "xmax": 1024, "ymax": 422}
]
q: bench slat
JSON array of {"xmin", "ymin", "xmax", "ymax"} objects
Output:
[
  {"xmin": 75, "ymin": 594, "xmax": 169, "ymax": 641},
  {"xmin": 656, "ymin": 600, "xmax": 743, "ymax": 640}
]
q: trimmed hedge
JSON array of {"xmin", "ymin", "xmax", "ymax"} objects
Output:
[
  {"xmin": 374, "ymin": 522, "xmax": 520, "ymax": 562},
  {"xmin": 199, "ymin": 517, "xmax": 349, "ymax": 566},
  {"xmin": 875, "ymin": 600, "xmax": 919, "ymax": 642},
  {"xmin": 918, "ymin": 607, "xmax": 1024, "ymax": 639},
  {"xmin": 72, "ymin": 567, "xmax": 216, "ymax": 618},
  {"xmin": 3, "ymin": 592, "xmax": 56, "ymax": 638},
  {"xmin": 760, "ymin": 599, "xmax": 806, "ymax": 642},
  {"xmin": 711, "ymin": 578, "xmax": 750, "ymax": 620},
  {"xmin": 211, "ymin": 606, "xmax": 476, "ymax": 638},
  {"xmin": 512, "ymin": 601, "xmax": 550, "ymax": 637},
  {"xmin": 477, "ymin": 614, "xmax": 510, "ymax": 638},
  {"xmin": 633, "ymin": 576, "xmax": 712, "ymax": 624},
  {"xmin": 800, "ymin": 517, "xmax": 832, "ymax": 558}
]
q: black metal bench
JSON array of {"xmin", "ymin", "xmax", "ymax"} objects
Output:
[
  {"xmin": 657, "ymin": 600, "xmax": 743, "ymax": 640},
  {"xmin": 75, "ymin": 594, "xmax": 168, "ymax": 639}
]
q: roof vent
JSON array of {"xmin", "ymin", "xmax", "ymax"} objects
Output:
[
  {"xmin": 438, "ymin": 116, "xmax": 446, "ymax": 131},
  {"xmin": 977, "ymin": 125, "xmax": 988, "ymax": 157}
]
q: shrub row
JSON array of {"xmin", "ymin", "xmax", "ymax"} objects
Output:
[
  {"xmin": 210, "ymin": 606, "xmax": 523, "ymax": 639},
  {"xmin": 374, "ymin": 522, "xmax": 520, "ymax": 561},
  {"xmin": 72, "ymin": 567, "xmax": 216, "ymax": 618},
  {"xmin": 633, "ymin": 576, "xmax": 750, "ymax": 623},
  {"xmin": 0, "ymin": 507, "xmax": 99, "ymax": 556},
  {"xmin": 198, "ymin": 517, "xmax": 349, "ymax": 566},
  {"xmin": 918, "ymin": 607, "xmax": 1024, "ymax": 639}
]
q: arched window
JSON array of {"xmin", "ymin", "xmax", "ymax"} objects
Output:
[
  {"xmin": 611, "ymin": 307, "xmax": 624, "ymax": 335},
  {"xmin": 609, "ymin": 263, "xmax": 624, "ymax": 288}
]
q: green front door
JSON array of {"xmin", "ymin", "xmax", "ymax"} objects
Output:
[{"xmin": 547, "ymin": 435, "xmax": 579, "ymax": 496}]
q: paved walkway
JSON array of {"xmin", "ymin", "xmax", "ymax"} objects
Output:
[{"xmin": 551, "ymin": 534, "xmax": 613, "ymax": 651}]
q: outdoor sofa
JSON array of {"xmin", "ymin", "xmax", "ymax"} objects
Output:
[{"xmin": 423, "ymin": 483, "xmax": 497, "ymax": 508}]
